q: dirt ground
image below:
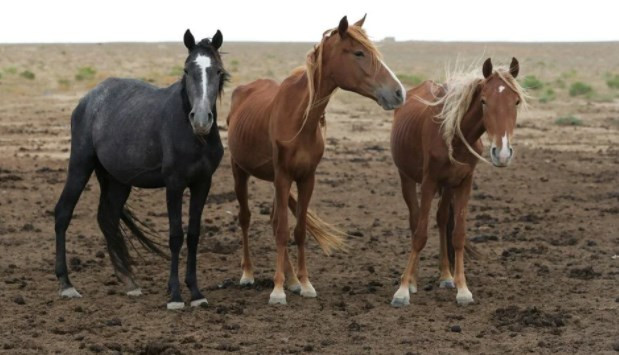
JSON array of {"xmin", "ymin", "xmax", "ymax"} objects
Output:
[{"xmin": 0, "ymin": 41, "xmax": 618, "ymax": 354}]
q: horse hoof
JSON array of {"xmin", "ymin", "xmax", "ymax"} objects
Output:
[
  {"xmin": 300, "ymin": 284, "xmax": 317, "ymax": 298},
  {"xmin": 166, "ymin": 302, "xmax": 185, "ymax": 310},
  {"xmin": 190, "ymin": 298, "xmax": 208, "ymax": 307},
  {"xmin": 239, "ymin": 275, "xmax": 254, "ymax": 286},
  {"xmin": 59, "ymin": 287, "xmax": 82, "ymax": 298},
  {"xmin": 409, "ymin": 285, "xmax": 418, "ymax": 294},
  {"xmin": 439, "ymin": 280, "xmax": 455, "ymax": 289},
  {"xmin": 126, "ymin": 288, "xmax": 143, "ymax": 297},
  {"xmin": 287, "ymin": 283, "xmax": 302, "ymax": 294},
  {"xmin": 456, "ymin": 289, "xmax": 474, "ymax": 305},
  {"xmin": 391, "ymin": 297, "xmax": 410, "ymax": 307},
  {"xmin": 268, "ymin": 290, "xmax": 287, "ymax": 305}
]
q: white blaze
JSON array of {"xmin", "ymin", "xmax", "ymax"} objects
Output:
[
  {"xmin": 499, "ymin": 134, "xmax": 511, "ymax": 161},
  {"xmin": 194, "ymin": 55, "xmax": 211, "ymax": 100},
  {"xmin": 380, "ymin": 59, "xmax": 406, "ymax": 102},
  {"xmin": 498, "ymin": 85, "xmax": 505, "ymax": 93}
]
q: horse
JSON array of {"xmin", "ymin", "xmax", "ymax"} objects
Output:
[
  {"xmin": 227, "ymin": 15, "xmax": 405, "ymax": 305},
  {"xmin": 53, "ymin": 29, "xmax": 229, "ymax": 310},
  {"xmin": 389, "ymin": 58, "xmax": 527, "ymax": 307}
]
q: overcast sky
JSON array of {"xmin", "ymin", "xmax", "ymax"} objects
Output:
[{"xmin": 1, "ymin": 0, "xmax": 617, "ymax": 43}]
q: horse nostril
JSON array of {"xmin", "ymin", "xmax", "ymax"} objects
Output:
[
  {"xmin": 491, "ymin": 147, "xmax": 497, "ymax": 157},
  {"xmin": 207, "ymin": 112, "xmax": 214, "ymax": 121},
  {"xmin": 189, "ymin": 111, "xmax": 195, "ymax": 120},
  {"xmin": 395, "ymin": 89, "xmax": 402, "ymax": 99},
  {"xmin": 509, "ymin": 147, "xmax": 513, "ymax": 156}
]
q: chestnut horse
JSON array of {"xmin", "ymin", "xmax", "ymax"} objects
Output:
[
  {"xmin": 227, "ymin": 15, "xmax": 405, "ymax": 305},
  {"xmin": 390, "ymin": 58, "xmax": 527, "ymax": 306}
]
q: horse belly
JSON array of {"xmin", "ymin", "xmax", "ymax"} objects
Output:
[{"xmin": 228, "ymin": 116, "xmax": 274, "ymax": 181}]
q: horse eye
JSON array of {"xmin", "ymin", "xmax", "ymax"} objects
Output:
[
  {"xmin": 183, "ymin": 69, "xmax": 188, "ymax": 75},
  {"xmin": 516, "ymin": 99, "xmax": 521, "ymax": 106},
  {"xmin": 354, "ymin": 51, "xmax": 365, "ymax": 57},
  {"xmin": 481, "ymin": 99, "xmax": 487, "ymax": 105},
  {"xmin": 217, "ymin": 69, "xmax": 223, "ymax": 76}
]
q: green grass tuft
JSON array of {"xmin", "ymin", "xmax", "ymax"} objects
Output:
[
  {"xmin": 539, "ymin": 88, "xmax": 556, "ymax": 103},
  {"xmin": 606, "ymin": 74, "xmax": 619, "ymax": 89},
  {"xmin": 522, "ymin": 75, "xmax": 543, "ymax": 90},
  {"xmin": 20, "ymin": 70, "xmax": 35, "ymax": 80},
  {"xmin": 75, "ymin": 66, "xmax": 96, "ymax": 81},
  {"xmin": 555, "ymin": 115, "xmax": 583, "ymax": 126},
  {"xmin": 569, "ymin": 82, "xmax": 593, "ymax": 97},
  {"xmin": 396, "ymin": 73, "xmax": 423, "ymax": 86}
]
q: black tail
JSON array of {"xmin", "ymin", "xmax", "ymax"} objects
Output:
[
  {"xmin": 98, "ymin": 205, "xmax": 168, "ymax": 277},
  {"xmin": 120, "ymin": 207, "xmax": 168, "ymax": 258},
  {"xmin": 446, "ymin": 202, "xmax": 481, "ymax": 273}
]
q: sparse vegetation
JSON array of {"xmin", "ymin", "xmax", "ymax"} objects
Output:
[
  {"xmin": 569, "ymin": 82, "xmax": 592, "ymax": 97},
  {"xmin": 396, "ymin": 73, "xmax": 423, "ymax": 86},
  {"xmin": 539, "ymin": 88, "xmax": 556, "ymax": 103},
  {"xmin": 4, "ymin": 67, "xmax": 17, "ymax": 75},
  {"xmin": 555, "ymin": 115, "xmax": 583, "ymax": 126},
  {"xmin": 57, "ymin": 78, "xmax": 71, "ymax": 88},
  {"xmin": 20, "ymin": 70, "xmax": 35, "ymax": 80},
  {"xmin": 522, "ymin": 75, "xmax": 543, "ymax": 90},
  {"xmin": 606, "ymin": 74, "xmax": 619, "ymax": 89},
  {"xmin": 553, "ymin": 78, "xmax": 566, "ymax": 89},
  {"xmin": 75, "ymin": 66, "xmax": 96, "ymax": 81},
  {"xmin": 169, "ymin": 65, "xmax": 183, "ymax": 76}
]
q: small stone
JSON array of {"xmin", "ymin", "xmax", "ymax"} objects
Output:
[
  {"xmin": 95, "ymin": 251, "xmax": 105, "ymax": 258},
  {"xmin": 450, "ymin": 325, "xmax": 462, "ymax": 333},
  {"xmin": 13, "ymin": 296, "xmax": 25, "ymax": 305},
  {"xmin": 105, "ymin": 318, "xmax": 121, "ymax": 327}
]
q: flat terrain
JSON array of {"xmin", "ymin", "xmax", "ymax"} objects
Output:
[{"xmin": 0, "ymin": 41, "xmax": 617, "ymax": 354}]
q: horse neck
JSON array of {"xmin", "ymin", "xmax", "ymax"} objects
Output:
[
  {"xmin": 455, "ymin": 89, "xmax": 485, "ymax": 147},
  {"xmin": 294, "ymin": 70, "xmax": 337, "ymax": 138}
]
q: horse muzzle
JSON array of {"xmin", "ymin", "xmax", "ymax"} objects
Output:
[{"xmin": 376, "ymin": 86, "xmax": 405, "ymax": 110}]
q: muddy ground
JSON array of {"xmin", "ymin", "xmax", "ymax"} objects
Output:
[{"xmin": 0, "ymin": 41, "xmax": 618, "ymax": 354}]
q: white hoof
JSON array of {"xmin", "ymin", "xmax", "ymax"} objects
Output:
[
  {"xmin": 60, "ymin": 287, "xmax": 82, "ymax": 298},
  {"xmin": 190, "ymin": 298, "xmax": 208, "ymax": 307},
  {"xmin": 409, "ymin": 284, "xmax": 418, "ymax": 294},
  {"xmin": 456, "ymin": 288, "xmax": 474, "ymax": 305},
  {"xmin": 126, "ymin": 288, "xmax": 142, "ymax": 297},
  {"xmin": 287, "ymin": 283, "xmax": 302, "ymax": 294},
  {"xmin": 239, "ymin": 273, "xmax": 254, "ymax": 286},
  {"xmin": 300, "ymin": 282, "xmax": 317, "ymax": 298},
  {"xmin": 268, "ymin": 289, "xmax": 287, "ymax": 305},
  {"xmin": 439, "ymin": 279, "xmax": 455, "ymax": 289},
  {"xmin": 391, "ymin": 286, "xmax": 410, "ymax": 307},
  {"xmin": 166, "ymin": 301, "xmax": 185, "ymax": 310}
]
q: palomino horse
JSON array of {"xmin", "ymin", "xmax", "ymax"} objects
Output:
[
  {"xmin": 390, "ymin": 58, "xmax": 526, "ymax": 306},
  {"xmin": 54, "ymin": 30, "xmax": 228, "ymax": 309},
  {"xmin": 227, "ymin": 15, "xmax": 405, "ymax": 305}
]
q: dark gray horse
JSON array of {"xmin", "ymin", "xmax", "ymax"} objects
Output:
[{"xmin": 54, "ymin": 29, "xmax": 228, "ymax": 309}]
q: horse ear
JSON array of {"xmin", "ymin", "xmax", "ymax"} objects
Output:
[
  {"xmin": 212, "ymin": 30, "xmax": 223, "ymax": 50},
  {"xmin": 184, "ymin": 29, "xmax": 195, "ymax": 51},
  {"xmin": 338, "ymin": 16, "xmax": 349, "ymax": 38},
  {"xmin": 354, "ymin": 13, "xmax": 367, "ymax": 27},
  {"xmin": 509, "ymin": 57, "xmax": 519, "ymax": 78},
  {"xmin": 482, "ymin": 58, "xmax": 493, "ymax": 79}
]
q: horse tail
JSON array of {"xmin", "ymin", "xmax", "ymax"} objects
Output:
[
  {"xmin": 287, "ymin": 194, "xmax": 347, "ymax": 255},
  {"xmin": 120, "ymin": 207, "xmax": 168, "ymax": 258},
  {"xmin": 446, "ymin": 203, "xmax": 481, "ymax": 272}
]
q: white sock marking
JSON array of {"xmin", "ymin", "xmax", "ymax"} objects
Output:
[{"xmin": 194, "ymin": 55, "xmax": 211, "ymax": 100}]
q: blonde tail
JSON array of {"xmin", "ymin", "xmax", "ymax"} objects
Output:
[{"xmin": 288, "ymin": 194, "xmax": 347, "ymax": 255}]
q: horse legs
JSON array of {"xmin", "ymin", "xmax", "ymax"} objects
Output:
[
  {"xmin": 185, "ymin": 180, "xmax": 211, "ymax": 307},
  {"xmin": 270, "ymin": 198, "xmax": 301, "ymax": 293},
  {"xmin": 392, "ymin": 174, "xmax": 436, "ymax": 307},
  {"xmin": 452, "ymin": 175, "xmax": 474, "ymax": 305},
  {"xmin": 232, "ymin": 161, "xmax": 254, "ymax": 285},
  {"xmin": 294, "ymin": 174, "xmax": 317, "ymax": 298},
  {"xmin": 95, "ymin": 170, "xmax": 140, "ymax": 296},
  {"xmin": 437, "ymin": 189, "xmax": 455, "ymax": 288},
  {"xmin": 54, "ymin": 152, "xmax": 96, "ymax": 298},
  {"xmin": 165, "ymin": 185, "xmax": 185, "ymax": 309},
  {"xmin": 269, "ymin": 172, "xmax": 292, "ymax": 305}
]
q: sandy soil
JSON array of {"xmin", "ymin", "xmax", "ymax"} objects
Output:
[{"xmin": 0, "ymin": 41, "xmax": 618, "ymax": 354}]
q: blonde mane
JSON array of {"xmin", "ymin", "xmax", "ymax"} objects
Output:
[
  {"xmin": 422, "ymin": 64, "xmax": 529, "ymax": 164},
  {"xmin": 283, "ymin": 25, "xmax": 382, "ymax": 143}
]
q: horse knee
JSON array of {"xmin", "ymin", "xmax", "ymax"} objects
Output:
[
  {"xmin": 239, "ymin": 209, "xmax": 251, "ymax": 229},
  {"xmin": 412, "ymin": 232, "xmax": 428, "ymax": 252},
  {"xmin": 293, "ymin": 224, "xmax": 305, "ymax": 244},
  {"xmin": 452, "ymin": 232, "xmax": 466, "ymax": 250}
]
